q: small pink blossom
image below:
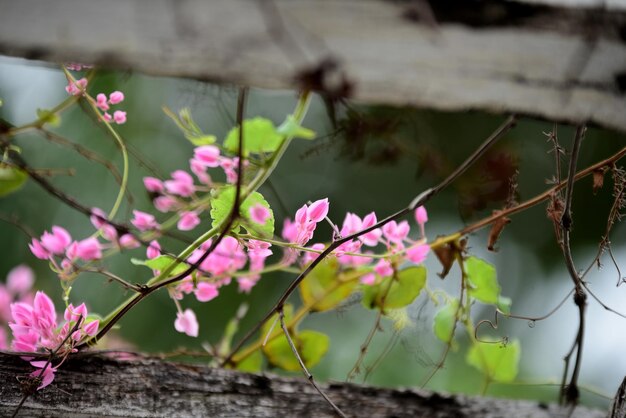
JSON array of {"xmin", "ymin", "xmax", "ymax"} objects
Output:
[
  {"xmin": 406, "ymin": 244, "xmax": 430, "ymax": 265},
  {"xmin": 154, "ymin": 196, "xmax": 179, "ymax": 213},
  {"xmin": 89, "ymin": 207, "xmax": 107, "ymax": 229},
  {"xmin": 237, "ymin": 276, "xmax": 259, "ymax": 293},
  {"xmin": 143, "ymin": 177, "xmax": 164, "ymax": 193},
  {"xmin": 189, "ymin": 159, "xmax": 211, "ymax": 184},
  {"xmin": 108, "ymin": 91, "xmax": 124, "ymax": 104},
  {"xmin": 113, "ymin": 110, "xmax": 126, "ymax": 124},
  {"xmin": 119, "ymin": 234, "xmax": 140, "ymax": 249},
  {"xmin": 29, "ymin": 239, "xmax": 50, "ymax": 260},
  {"xmin": 83, "ymin": 320, "xmax": 99, "ymax": 336},
  {"xmin": 40, "ymin": 226, "xmax": 72, "ymax": 255},
  {"xmin": 65, "ymin": 78, "xmax": 87, "ymax": 96},
  {"xmin": 307, "ymin": 198, "xmax": 329, "ymax": 223},
  {"xmin": 164, "ymin": 170, "xmax": 195, "ymax": 197},
  {"xmin": 30, "ymin": 361, "xmax": 57, "ymax": 390},
  {"xmin": 194, "ymin": 146, "xmax": 221, "ymax": 168},
  {"xmin": 96, "ymin": 93, "xmax": 109, "ymax": 111},
  {"xmin": 74, "ymin": 238, "xmax": 102, "ymax": 261},
  {"xmin": 194, "ymin": 282, "xmax": 218, "ymax": 302},
  {"xmin": 147, "ymin": 240, "xmax": 161, "ymax": 259},
  {"xmin": 360, "ymin": 212, "xmax": 382, "ymax": 246},
  {"xmin": 103, "ymin": 112, "xmax": 113, "ymax": 123},
  {"xmin": 415, "ymin": 206, "xmax": 428, "ymax": 225},
  {"xmin": 177, "ymin": 211, "xmax": 200, "ymax": 231},
  {"xmin": 131, "ymin": 210, "xmax": 158, "ymax": 231},
  {"xmin": 374, "ymin": 259, "xmax": 394, "ymax": 277},
  {"xmin": 249, "ymin": 204, "xmax": 270, "ymax": 225},
  {"xmin": 7, "ymin": 265, "xmax": 34, "ymax": 295},
  {"xmin": 174, "ymin": 309, "xmax": 199, "ymax": 337},
  {"xmin": 302, "ymin": 243, "xmax": 325, "ymax": 265},
  {"xmin": 360, "ymin": 273, "xmax": 376, "ymax": 286},
  {"xmin": 382, "ymin": 220, "xmax": 410, "ymax": 244}
]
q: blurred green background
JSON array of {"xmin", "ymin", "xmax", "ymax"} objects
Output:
[{"xmin": 1, "ymin": 55, "xmax": 625, "ymax": 410}]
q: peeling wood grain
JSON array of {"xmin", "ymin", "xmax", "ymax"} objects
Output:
[
  {"xmin": 0, "ymin": 353, "xmax": 607, "ymax": 418},
  {"xmin": 0, "ymin": 0, "xmax": 625, "ymax": 132}
]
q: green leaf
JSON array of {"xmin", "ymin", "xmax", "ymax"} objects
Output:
[
  {"xmin": 223, "ymin": 117, "xmax": 283, "ymax": 156},
  {"xmin": 277, "ymin": 115, "xmax": 316, "ymax": 139},
  {"xmin": 299, "ymin": 259, "xmax": 357, "ymax": 312},
  {"xmin": 263, "ymin": 330, "xmax": 330, "ymax": 372},
  {"xmin": 210, "ymin": 186, "xmax": 274, "ymax": 237},
  {"xmin": 131, "ymin": 255, "xmax": 190, "ymax": 277},
  {"xmin": 466, "ymin": 339, "xmax": 520, "ymax": 382},
  {"xmin": 466, "ymin": 257, "xmax": 500, "ymax": 305},
  {"xmin": 362, "ymin": 266, "xmax": 427, "ymax": 310},
  {"xmin": 236, "ymin": 349, "xmax": 263, "ymax": 373},
  {"xmin": 497, "ymin": 295, "xmax": 512, "ymax": 314},
  {"xmin": 36, "ymin": 108, "xmax": 61, "ymax": 127},
  {"xmin": 433, "ymin": 298, "xmax": 459, "ymax": 343},
  {"xmin": 0, "ymin": 165, "xmax": 27, "ymax": 197}
]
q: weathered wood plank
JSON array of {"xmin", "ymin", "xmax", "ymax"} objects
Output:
[
  {"xmin": 0, "ymin": 352, "xmax": 606, "ymax": 418},
  {"xmin": 0, "ymin": 0, "xmax": 625, "ymax": 132}
]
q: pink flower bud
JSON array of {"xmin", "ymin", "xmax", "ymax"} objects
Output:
[
  {"xmin": 164, "ymin": 170, "xmax": 195, "ymax": 197},
  {"xmin": 415, "ymin": 206, "xmax": 428, "ymax": 225},
  {"xmin": 29, "ymin": 239, "xmax": 50, "ymax": 260},
  {"xmin": 108, "ymin": 91, "xmax": 124, "ymax": 104},
  {"xmin": 143, "ymin": 177, "xmax": 164, "ymax": 193},
  {"xmin": 193, "ymin": 146, "xmax": 221, "ymax": 168},
  {"xmin": 7, "ymin": 265, "xmax": 34, "ymax": 295},
  {"xmin": 360, "ymin": 273, "xmax": 376, "ymax": 286},
  {"xmin": 75, "ymin": 238, "xmax": 102, "ymax": 261},
  {"xmin": 406, "ymin": 244, "xmax": 430, "ymax": 265},
  {"xmin": 154, "ymin": 196, "xmax": 178, "ymax": 213},
  {"xmin": 131, "ymin": 210, "xmax": 158, "ymax": 231},
  {"xmin": 146, "ymin": 240, "xmax": 161, "ymax": 260},
  {"xmin": 174, "ymin": 309, "xmax": 199, "ymax": 337},
  {"xmin": 177, "ymin": 211, "xmax": 200, "ymax": 231},
  {"xmin": 83, "ymin": 320, "xmax": 99, "ymax": 336},
  {"xmin": 103, "ymin": 112, "xmax": 113, "ymax": 123},
  {"xmin": 96, "ymin": 93, "xmax": 109, "ymax": 111},
  {"xmin": 374, "ymin": 259, "xmax": 393, "ymax": 277},
  {"xmin": 194, "ymin": 282, "xmax": 218, "ymax": 302},
  {"xmin": 113, "ymin": 110, "xmax": 126, "ymax": 124},
  {"xmin": 307, "ymin": 198, "xmax": 329, "ymax": 223},
  {"xmin": 119, "ymin": 234, "xmax": 140, "ymax": 249}
]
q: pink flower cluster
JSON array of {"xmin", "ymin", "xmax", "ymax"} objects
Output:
[
  {"xmin": 28, "ymin": 226, "xmax": 103, "ymax": 276},
  {"xmin": 64, "ymin": 67, "xmax": 127, "ymax": 125},
  {"xmin": 8, "ymin": 291, "xmax": 98, "ymax": 389}
]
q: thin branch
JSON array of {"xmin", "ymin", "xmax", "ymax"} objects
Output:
[{"xmin": 278, "ymin": 308, "xmax": 347, "ymax": 418}]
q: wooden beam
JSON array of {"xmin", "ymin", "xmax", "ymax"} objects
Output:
[
  {"xmin": 0, "ymin": 353, "xmax": 607, "ymax": 417},
  {"xmin": 0, "ymin": 0, "xmax": 625, "ymax": 132}
]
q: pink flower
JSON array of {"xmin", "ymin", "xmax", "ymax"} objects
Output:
[
  {"xmin": 7, "ymin": 265, "xmax": 34, "ymax": 295},
  {"xmin": 282, "ymin": 218, "xmax": 297, "ymax": 242},
  {"xmin": 74, "ymin": 238, "xmax": 102, "ymax": 261},
  {"xmin": 177, "ymin": 211, "xmax": 200, "ymax": 231},
  {"xmin": 190, "ymin": 159, "xmax": 211, "ymax": 185},
  {"xmin": 65, "ymin": 78, "xmax": 87, "ymax": 96},
  {"xmin": 29, "ymin": 239, "xmax": 50, "ymax": 260},
  {"xmin": 307, "ymin": 198, "xmax": 329, "ymax": 223},
  {"xmin": 131, "ymin": 210, "xmax": 158, "ymax": 231},
  {"xmin": 96, "ymin": 93, "xmax": 109, "ymax": 111},
  {"xmin": 237, "ymin": 276, "xmax": 259, "ymax": 294},
  {"xmin": 415, "ymin": 206, "xmax": 428, "ymax": 225},
  {"xmin": 302, "ymin": 243, "xmax": 325, "ymax": 265},
  {"xmin": 103, "ymin": 112, "xmax": 113, "ymax": 123},
  {"xmin": 108, "ymin": 91, "xmax": 124, "ymax": 104},
  {"xmin": 143, "ymin": 177, "xmax": 164, "ymax": 193},
  {"xmin": 194, "ymin": 282, "xmax": 218, "ymax": 302},
  {"xmin": 29, "ymin": 361, "xmax": 57, "ymax": 390},
  {"xmin": 119, "ymin": 234, "xmax": 140, "ymax": 249},
  {"xmin": 382, "ymin": 220, "xmax": 410, "ymax": 244},
  {"xmin": 193, "ymin": 146, "xmax": 221, "ymax": 168},
  {"xmin": 83, "ymin": 320, "xmax": 99, "ymax": 336},
  {"xmin": 406, "ymin": 244, "xmax": 430, "ymax": 265},
  {"xmin": 40, "ymin": 226, "xmax": 72, "ymax": 255},
  {"xmin": 154, "ymin": 196, "xmax": 178, "ymax": 213},
  {"xmin": 249, "ymin": 204, "xmax": 270, "ymax": 225},
  {"xmin": 360, "ymin": 273, "xmax": 376, "ymax": 286},
  {"xmin": 64, "ymin": 303, "xmax": 88, "ymax": 323},
  {"xmin": 374, "ymin": 259, "xmax": 394, "ymax": 277},
  {"xmin": 147, "ymin": 240, "xmax": 161, "ymax": 259},
  {"xmin": 113, "ymin": 110, "xmax": 126, "ymax": 124},
  {"xmin": 174, "ymin": 309, "xmax": 199, "ymax": 337},
  {"xmin": 90, "ymin": 207, "xmax": 108, "ymax": 229},
  {"xmin": 164, "ymin": 170, "xmax": 195, "ymax": 197},
  {"xmin": 360, "ymin": 212, "xmax": 382, "ymax": 246}
]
